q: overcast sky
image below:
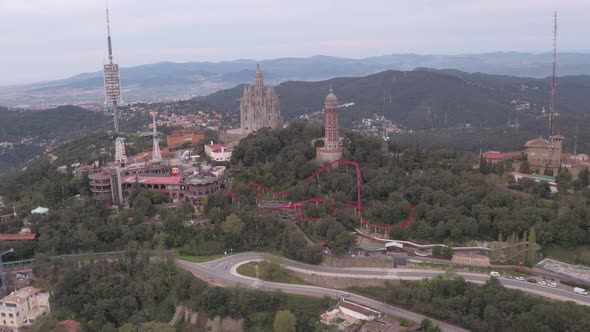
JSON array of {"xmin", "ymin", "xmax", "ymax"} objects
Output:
[{"xmin": 0, "ymin": 0, "xmax": 588, "ymax": 85}]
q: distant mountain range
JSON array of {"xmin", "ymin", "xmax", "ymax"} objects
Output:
[
  {"xmin": 199, "ymin": 68, "xmax": 590, "ymax": 130},
  {"xmin": 2, "ymin": 52, "xmax": 590, "ymax": 107}
]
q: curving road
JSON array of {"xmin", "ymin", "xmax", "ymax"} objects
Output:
[{"xmin": 176, "ymin": 253, "xmax": 590, "ymax": 332}]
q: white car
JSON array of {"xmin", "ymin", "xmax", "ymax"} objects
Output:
[
  {"xmin": 515, "ymin": 277, "xmax": 525, "ymax": 281},
  {"xmin": 548, "ymin": 282, "xmax": 557, "ymax": 288},
  {"xmin": 340, "ymin": 292, "xmax": 350, "ymax": 297},
  {"xmin": 537, "ymin": 281, "xmax": 547, "ymax": 286}
]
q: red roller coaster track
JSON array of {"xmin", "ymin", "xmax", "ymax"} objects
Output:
[{"xmin": 226, "ymin": 160, "xmax": 415, "ymax": 231}]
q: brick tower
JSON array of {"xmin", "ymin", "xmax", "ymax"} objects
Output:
[{"xmin": 316, "ymin": 88, "xmax": 343, "ymax": 163}]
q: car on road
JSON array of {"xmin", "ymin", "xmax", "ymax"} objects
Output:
[
  {"xmin": 538, "ymin": 281, "xmax": 547, "ymax": 286},
  {"xmin": 548, "ymin": 282, "xmax": 557, "ymax": 288},
  {"xmin": 574, "ymin": 287, "xmax": 588, "ymax": 295},
  {"xmin": 515, "ymin": 277, "xmax": 525, "ymax": 281},
  {"xmin": 527, "ymin": 278, "xmax": 537, "ymax": 283},
  {"xmin": 339, "ymin": 292, "xmax": 350, "ymax": 297},
  {"xmin": 222, "ymin": 265, "xmax": 228, "ymax": 270},
  {"xmin": 490, "ymin": 271, "xmax": 501, "ymax": 277}
]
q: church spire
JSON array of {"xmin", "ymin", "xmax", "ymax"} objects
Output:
[{"xmin": 255, "ymin": 63, "xmax": 264, "ymax": 90}]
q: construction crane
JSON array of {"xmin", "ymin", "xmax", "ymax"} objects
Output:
[{"xmin": 0, "ymin": 248, "xmax": 14, "ymax": 296}]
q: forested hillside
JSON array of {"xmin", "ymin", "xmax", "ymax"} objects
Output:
[
  {"xmin": 199, "ymin": 69, "xmax": 590, "ymax": 129},
  {"xmin": 0, "ymin": 106, "xmax": 110, "ymax": 173},
  {"xmin": 0, "ymin": 106, "xmax": 109, "ymax": 141}
]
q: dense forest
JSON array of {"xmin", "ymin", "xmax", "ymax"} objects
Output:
[
  {"xmin": 1, "ymin": 119, "xmax": 590, "ymax": 330},
  {"xmin": 2, "ymin": 120, "xmax": 590, "ymax": 265},
  {"xmin": 229, "ymin": 121, "xmax": 590, "ymax": 258},
  {"xmin": 352, "ymin": 275, "xmax": 590, "ymax": 332},
  {"xmin": 0, "ymin": 106, "xmax": 110, "ymax": 142},
  {"xmin": 29, "ymin": 253, "xmax": 330, "ymax": 331}
]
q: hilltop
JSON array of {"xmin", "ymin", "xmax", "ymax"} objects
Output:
[{"xmin": 199, "ymin": 68, "xmax": 590, "ymax": 130}]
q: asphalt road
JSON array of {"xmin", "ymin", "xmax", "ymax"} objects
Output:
[{"xmin": 176, "ymin": 252, "xmax": 590, "ymax": 332}]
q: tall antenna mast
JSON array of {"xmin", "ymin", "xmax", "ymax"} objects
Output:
[
  {"xmin": 106, "ymin": 0, "xmax": 113, "ymax": 64},
  {"xmin": 549, "ymin": 11, "xmax": 557, "ymax": 139},
  {"xmin": 103, "ymin": 0, "xmax": 122, "ymax": 134}
]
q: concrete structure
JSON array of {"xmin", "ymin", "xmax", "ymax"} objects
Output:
[
  {"xmin": 451, "ymin": 253, "xmax": 491, "ymax": 267},
  {"xmin": 0, "ymin": 287, "xmax": 50, "ymax": 331},
  {"xmin": 361, "ymin": 316, "xmax": 412, "ymax": 332},
  {"xmin": 103, "ymin": 3, "xmax": 122, "ymax": 134},
  {"xmin": 150, "ymin": 112, "xmax": 162, "ymax": 162},
  {"xmin": 339, "ymin": 300, "xmax": 380, "ymax": 321},
  {"xmin": 114, "ymin": 137, "xmax": 127, "ymax": 166},
  {"xmin": 204, "ymin": 142, "xmax": 232, "ymax": 162},
  {"xmin": 316, "ymin": 89, "xmax": 343, "ymax": 164},
  {"xmin": 167, "ymin": 130, "xmax": 205, "ymax": 148},
  {"xmin": 525, "ymin": 135, "xmax": 564, "ymax": 175}
]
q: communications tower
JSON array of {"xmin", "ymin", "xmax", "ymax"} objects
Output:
[
  {"xmin": 150, "ymin": 112, "xmax": 162, "ymax": 162},
  {"xmin": 103, "ymin": 1, "xmax": 123, "ymax": 134}
]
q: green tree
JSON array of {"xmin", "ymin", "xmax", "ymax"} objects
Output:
[
  {"xmin": 119, "ymin": 323, "xmax": 138, "ymax": 332},
  {"xmin": 221, "ymin": 214, "xmax": 245, "ymax": 237},
  {"xmin": 273, "ymin": 310, "xmax": 297, "ymax": 332},
  {"xmin": 442, "ymin": 246, "xmax": 453, "ymax": 259},
  {"xmin": 578, "ymin": 167, "xmax": 589, "ymax": 187},
  {"xmin": 527, "ymin": 226, "xmax": 537, "ymax": 265},
  {"xmin": 556, "ymin": 169, "xmax": 573, "ymax": 194},
  {"xmin": 137, "ymin": 322, "xmax": 174, "ymax": 332},
  {"xmin": 518, "ymin": 160, "xmax": 530, "ymax": 174}
]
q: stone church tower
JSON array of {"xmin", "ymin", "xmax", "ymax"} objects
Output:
[{"xmin": 240, "ymin": 64, "xmax": 281, "ymax": 133}]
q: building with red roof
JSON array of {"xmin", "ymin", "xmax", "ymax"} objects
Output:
[
  {"xmin": 482, "ymin": 151, "xmax": 505, "ymax": 164},
  {"xmin": 0, "ymin": 234, "xmax": 36, "ymax": 241}
]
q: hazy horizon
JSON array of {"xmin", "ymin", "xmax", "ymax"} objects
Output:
[{"xmin": 1, "ymin": 0, "xmax": 589, "ymax": 85}]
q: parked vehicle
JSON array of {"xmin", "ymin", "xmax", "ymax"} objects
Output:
[
  {"xmin": 515, "ymin": 277, "xmax": 525, "ymax": 281},
  {"xmin": 538, "ymin": 281, "xmax": 547, "ymax": 286},
  {"xmin": 490, "ymin": 271, "xmax": 501, "ymax": 277},
  {"xmin": 573, "ymin": 287, "xmax": 588, "ymax": 295},
  {"xmin": 548, "ymin": 282, "xmax": 557, "ymax": 288},
  {"xmin": 527, "ymin": 278, "xmax": 537, "ymax": 283}
]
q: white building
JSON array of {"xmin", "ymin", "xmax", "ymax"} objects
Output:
[
  {"xmin": 338, "ymin": 300, "xmax": 380, "ymax": 321},
  {"xmin": 204, "ymin": 142, "xmax": 232, "ymax": 162}
]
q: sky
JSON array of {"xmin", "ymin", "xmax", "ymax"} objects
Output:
[{"xmin": 0, "ymin": 0, "xmax": 588, "ymax": 85}]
